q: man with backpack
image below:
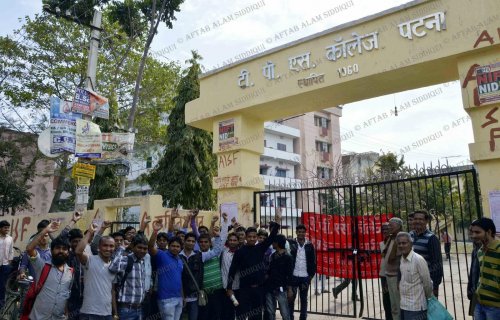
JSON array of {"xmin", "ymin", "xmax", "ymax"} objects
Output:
[
  {"xmin": 23, "ymin": 221, "xmax": 74, "ymax": 320},
  {"xmin": 109, "ymin": 235, "xmax": 148, "ymax": 320},
  {"xmin": 75, "ymin": 222, "xmax": 116, "ymax": 320}
]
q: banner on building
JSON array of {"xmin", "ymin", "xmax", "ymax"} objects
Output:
[
  {"xmin": 218, "ymin": 118, "xmax": 236, "ymax": 150},
  {"xmin": 72, "ymin": 87, "xmax": 110, "ymax": 119},
  {"xmin": 50, "ymin": 96, "xmax": 81, "ymax": 154},
  {"xmin": 476, "ymin": 62, "xmax": 500, "ymax": 106},
  {"xmin": 75, "ymin": 119, "xmax": 102, "ymax": 158},
  {"xmin": 302, "ymin": 212, "xmax": 392, "ymax": 279}
]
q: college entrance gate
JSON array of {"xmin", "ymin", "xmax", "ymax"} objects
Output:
[{"xmin": 254, "ymin": 165, "xmax": 481, "ymax": 319}]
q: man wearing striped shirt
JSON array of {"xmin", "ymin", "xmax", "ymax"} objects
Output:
[
  {"xmin": 397, "ymin": 232, "xmax": 433, "ymax": 320},
  {"xmin": 109, "ymin": 235, "xmax": 148, "ymax": 320},
  {"xmin": 470, "ymin": 217, "xmax": 500, "ymax": 320},
  {"xmin": 410, "ymin": 210, "xmax": 443, "ymax": 297}
]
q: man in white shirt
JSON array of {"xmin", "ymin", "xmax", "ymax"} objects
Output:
[
  {"xmin": 397, "ymin": 232, "xmax": 433, "ymax": 320},
  {"xmin": 0, "ymin": 220, "xmax": 14, "ymax": 309}
]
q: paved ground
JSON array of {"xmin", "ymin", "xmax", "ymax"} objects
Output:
[{"xmin": 285, "ymin": 252, "xmax": 473, "ymax": 319}]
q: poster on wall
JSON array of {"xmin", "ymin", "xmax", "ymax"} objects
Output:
[
  {"xmin": 220, "ymin": 202, "xmax": 238, "ymax": 223},
  {"xmin": 75, "ymin": 119, "xmax": 102, "ymax": 158},
  {"xmin": 476, "ymin": 62, "xmax": 500, "ymax": 106},
  {"xmin": 72, "ymin": 87, "xmax": 110, "ymax": 119},
  {"xmin": 50, "ymin": 96, "xmax": 81, "ymax": 154},
  {"xmin": 488, "ymin": 190, "xmax": 500, "ymax": 233},
  {"xmin": 218, "ymin": 119, "xmax": 236, "ymax": 150}
]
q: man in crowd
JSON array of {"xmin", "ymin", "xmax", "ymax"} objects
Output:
[
  {"xmin": 410, "ymin": 210, "xmax": 443, "ymax": 297},
  {"xmin": 288, "ymin": 224, "xmax": 316, "ymax": 320},
  {"xmin": 397, "ymin": 232, "xmax": 433, "ymax": 320},
  {"xmin": 467, "ymin": 222, "xmax": 483, "ymax": 316},
  {"xmin": 227, "ymin": 219, "xmax": 280, "ymax": 320},
  {"xmin": 265, "ymin": 234, "xmax": 293, "ymax": 320},
  {"xmin": 149, "ymin": 220, "xmax": 184, "ymax": 320},
  {"xmin": 25, "ymin": 221, "xmax": 74, "ymax": 319},
  {"xmin": 19, "ymin": 219, "xmax": 53, "ymax": 280},
  {"xmin": 385, "ymin": 217, "xmax": 403, "ymax": 320},
  {"xmin": 470, "ymin": 218, "xmax": 499, "ymax": 320},
  {"xmin": 220, "ymin": 230, "xmax": 241, "ymax": 320},
  {"xmin": 180, "ymin": 232, "xmax": 204, "ymax": 320},
  {"xmin": 0, "ymin": 220, "xmax": 13, "ymax": 309},
  {"xmin": 109, "ymin": 234, "xmax": 148, "ymax": 320},
  {"xmin": 379, "ymin": 222, "xmax": 392, "ymax": 320},
  {"xmin": 75, "ymin": 221, "xmax": 116, "ymax": 320},
  {"xmin": 198, "ymin": 217, "xmax": 226, "ymax": 320}
]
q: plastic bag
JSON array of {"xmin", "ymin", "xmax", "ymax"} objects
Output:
[{"xmin": 427, "ymin": 296, "xmax": 454, "ymax": 320}]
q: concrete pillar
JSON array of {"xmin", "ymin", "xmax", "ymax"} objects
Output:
[
  {"xmin": 458, "ymin": 49, "xmax": 500, "ymax": 217},
  {"xmin": 212, "ymin": 115, "xmax": 265, "ymax": 226}
]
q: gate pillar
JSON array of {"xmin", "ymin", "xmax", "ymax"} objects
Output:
[
  {"xmin": 212, "ymin": 115, "xmax": 265, "ymax": 226},
  {"xmin": 459, "ymin": 49, "xmax": 500, "ymax": 218}
]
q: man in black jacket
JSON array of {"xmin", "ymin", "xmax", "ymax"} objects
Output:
[
  {"xmin": 265, "ymin": 234, "xmax": 293, "ymax": 320},
  {"xmin": 227, "ymin": 221, "xmax": 280, "ymax": 320},
  {"xmin": 288, "ymin": 224, "xmax": 316, "ymax": 320}
]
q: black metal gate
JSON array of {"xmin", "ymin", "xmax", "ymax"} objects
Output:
[{"xmin": 254, "ymin": 165, "xmax": 481, "ymax": 320}]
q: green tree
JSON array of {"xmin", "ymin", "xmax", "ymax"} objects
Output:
[
  {"xmin": 374, "ymin": 151, "xmax": 405, "ymax": 176},
  {"xmin": 0, "ymin": 130, "xmax": 38, "ymax": 215},
  {"xmin": 148, "ymin": 51, "xmax": 217, "ymax": 210},
  {"xmin": 0, "ymin": 13, "xmax": 180, "ymax": 211}
]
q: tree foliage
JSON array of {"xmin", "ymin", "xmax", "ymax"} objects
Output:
[
  {"xmin": 148, "ymin": 52, "xmax": 217, "ymax": 210},
  {"xmin": 0, "ymin": 130, "xmax": 38, "ymax": 215},
  {"xmin": 0, "ymin": 13, "xmax": 180, "ymax": 212}
]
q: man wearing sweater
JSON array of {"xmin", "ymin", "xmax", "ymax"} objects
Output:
[
  {"xmin": 409, "ymin": 210, "xmax": 443, "ymax": 297},
  {"xmin": 227, "ymin": 220, "xmax": 280, "ymax": 320}
]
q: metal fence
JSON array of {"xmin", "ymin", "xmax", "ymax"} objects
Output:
[{"xmin": 254, "ymin": 164, "xmax": 482, "ymax": 320}]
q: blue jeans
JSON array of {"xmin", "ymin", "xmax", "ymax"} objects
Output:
[
  {"xmin": 288, "ymin": 276, "xmax": 309, "ymax": 320},
  {"xmin": 0, "ymin": 265, "xmax": 12, "ymax": 308},
  {"xmin": 118, "ymin": 307, "xmax": 142, "ymax": 320},
  {"xmin": 158, "ymin": 297, "xmax": 183, "ymax": 320},
  {"xmin": 474, "ymin": 304, "xmax": 500, "ymax": 320},
  {"xmin": 400, "ymin": 309, "xmax": 427, "ymax": 320},
  {"xmin": 183, "ymin": 300, "xmax": 198, "ymax": 320},
  {"xmin": 265, "ymin": 290, "xmax": 291, "ymax": 320},
  {"xmin": 79, "ymin": 314, "xmax": 113, "ymax": 320}
]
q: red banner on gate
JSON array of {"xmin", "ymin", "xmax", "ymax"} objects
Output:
[{"xmin": 302, "ymin": 212, "xmax": 392, "ymax": 279}]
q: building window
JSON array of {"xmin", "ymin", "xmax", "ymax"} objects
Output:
[
  {"xmin": 146, "ymin": 156, "xmax": 153, "ymax": 169},
  {"xmin": 260, "ymin": 166, "xmax": 268, "ymax": 175},
  {"xmin": 277, "ymin": 143, "xmax": 287, "ymax": 151},
  {"xmin": 276, "ymin": 169, "xmax": 287, "ymax": 178},
  {"xmin": 317, "ymin": 167, "xmax": 332, "ymax": 179},
  {"xmin": 314, "ymin": 116, "xmax": 329, "ymax": 128},
  {"xmin": 277, "ymin": 197, "xmax": 287, "ymax": 208},
  {"xmin": 315, "ymin": 141, "xmax": 331, "ymax": 152}
]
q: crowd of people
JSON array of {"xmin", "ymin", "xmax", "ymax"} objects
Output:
[{"xmin": 0, "ymin": 209, "xmax": 498, "ymax": 320}]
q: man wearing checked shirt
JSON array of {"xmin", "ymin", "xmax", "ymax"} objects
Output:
[{"xmin": 109, "ymin": 235, "xmax": 149, "ymax": 320}]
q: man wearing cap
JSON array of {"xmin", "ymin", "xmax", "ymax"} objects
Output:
[{"xmin": 384, "ymin": 217, "xmax": 403, "ymax": 320}]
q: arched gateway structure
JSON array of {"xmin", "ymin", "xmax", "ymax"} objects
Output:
[{"xmin": 186, "ymin": 0, "xmax": 500, "ymax": 225}]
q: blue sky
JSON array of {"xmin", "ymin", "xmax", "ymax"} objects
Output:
[{"xmin": 0, "ymin": 0, "xmax": 474, "ymax": 167}]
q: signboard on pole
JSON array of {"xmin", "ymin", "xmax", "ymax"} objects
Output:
[
  {"xmin": 72, "ymin": 87, "xmax": 110, "ymax": 119},
  {"xmin": 50, "ymin": 96, "xmax": 81, "ymax": 154},
  {"xmin": 72, "ymin": 162, "xmax": 96, "ymax": 179},
  {"xmin": 97, "ymin": 133, "xmax": 135, "ymax": 161},
  {"xmin": 75, "ymin": 119, "xmax": 102, "ymax": 158}
]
